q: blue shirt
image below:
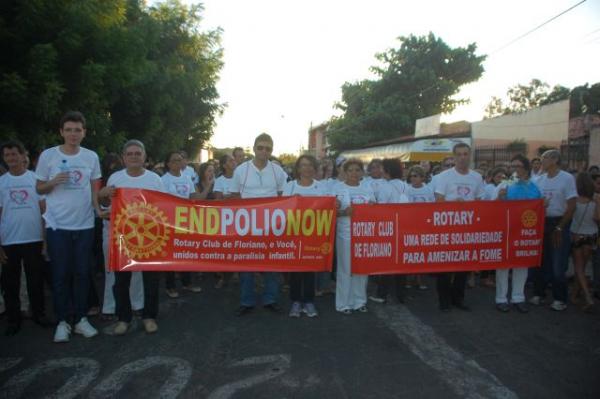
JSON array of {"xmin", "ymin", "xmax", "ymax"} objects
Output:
[{"xmin": 506, "ymin": 179, "xmax": 542, "ymax": 200}]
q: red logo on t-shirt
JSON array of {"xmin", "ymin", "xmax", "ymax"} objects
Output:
[{"xmin": 9, "ymin": 189, "xmax": 29, "ymax": 205}]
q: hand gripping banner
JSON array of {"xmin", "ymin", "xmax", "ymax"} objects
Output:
[
  {"xmin": 351, "ymin": 200, "xmax": 545, "ymax": 274},
  {"xmin": 109, "ymin": 188, "xmax": 336, "ymax": 272}
]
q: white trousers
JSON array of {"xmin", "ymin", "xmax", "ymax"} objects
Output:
[
  {"xmin": 335, "ymin": 227, "xmax": 367, "ymax": 311},
  {"xmin": 102, "ymin": 227, "xmax": 144, "ymax": 314},
  {"xmin": 495, "ymin": 267, "xmax": 528, "ymax": 304}
]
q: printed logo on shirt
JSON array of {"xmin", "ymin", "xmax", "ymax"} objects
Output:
[
  {"xmin": 9, "ymin": 189, "xmax": 29, "ymax": 205},
  {"xmin": 412, "ymin": 195, "xmax": 428, "ymax": 203},
  {"xmin": 542, "ymin": 190, "xmax": 554, "ymax": 199},
  {"xmin": 456, "ymin": 185, "xmax": 471, "ymax": 198},
  {"xmin": 175, "ymin": 184, "xmax": 189, "ymax": 196},
  {"xmin": 350, "ymin": 194, "xmax": 370, "ymax": 204},
  {"xmin": 68, "ymin": 169, "xmax": 84, "ymax": 186}
]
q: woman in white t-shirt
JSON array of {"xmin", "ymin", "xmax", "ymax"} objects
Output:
[
  {"xmin": 333, "ymin": 159, "xmax": 375, "ymax": 314},
  {"xmin": 405, "ymin": 165, "xmax": 435, "ymax": 290},
  {"xmin": 283, "ymin": 155, "xmax": 327, "ymax": 318},
  {"xmin": 161, "ymin": 151, "xmax": 202, "ymax": 298},
  {"xmin": 369, "ymin": 159, "xmax": 410, "ymax": 304},
  {"xmin": 570, "ymin": 172, "xmax": 600, "ymax": 312},
  {"xmin": 214, "ymin": 154, "xmax": 236, "ymax": 200}
]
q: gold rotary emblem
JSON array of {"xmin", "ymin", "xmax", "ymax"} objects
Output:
[
  {"xmin": 521, "ymin": 210, "xmax": 537, "ymax": 228},
  {"xmin": 320, "ymin": 242, "xmax": 331, "ymax": 255},
  {"xmin": 113, "ymin": 202, "xmax": 170, "ymax": 259}
]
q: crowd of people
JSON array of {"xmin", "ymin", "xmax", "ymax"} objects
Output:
[{"xmin": 1, "ymin": 110, "xmax": 599, "ymax": 342}]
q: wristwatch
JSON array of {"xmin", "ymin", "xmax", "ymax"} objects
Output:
[{"xmin": 555, "ymin": 226, "xmax": 562, "ymax": 231}]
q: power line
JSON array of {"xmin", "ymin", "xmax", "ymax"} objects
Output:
[{"xmin": 490, "ymin": 0, "xmax": 587, "ymax": 55}]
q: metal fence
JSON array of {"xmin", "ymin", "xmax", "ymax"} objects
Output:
[
  {"xmin": 560, "ymin": 135, "xmax": 589, "ymax": 171},
  {"xmin": 473, "ymin": 144, "xmax": 527, "ymax": 168}
]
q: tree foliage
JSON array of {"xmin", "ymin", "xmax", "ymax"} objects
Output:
[
  {"xmin": 484, "ymin": 79, "xmax": 571, "ymax": 118},
  {"xmin": 327, "ymin": 33, "xmax": 485, "ymax": 152},
  {"xmin": 0, "ymin": 0, "xmax": 223, "ymax": 159}
]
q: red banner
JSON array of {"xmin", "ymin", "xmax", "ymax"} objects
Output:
[
  {"xmin": 351, "ymin": 200, "xmax": 545, "ymax": 274},
  {"xmin": 108, "ymin": 188, "xmax": 336, "ymax": 272}
]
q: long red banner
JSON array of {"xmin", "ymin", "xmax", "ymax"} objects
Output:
[
  {"xmin": 108, "ymin": 188, "xmax": 336, "ymax": 272},
  {"xmin": 351, "ymin": 200, "xmax": 545, "ymax": 274}
]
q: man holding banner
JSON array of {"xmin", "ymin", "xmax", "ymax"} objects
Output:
[
  {"xmin": 100, "ymin": 140, "xmax": 165, "ymax": 335},
  {"xmin": 434, "ymin": 143, "xmax": 484, "ymax": 312},
  {"xmin": 229, "ymin": 133, "xmax": 288, "ymax": 316}
]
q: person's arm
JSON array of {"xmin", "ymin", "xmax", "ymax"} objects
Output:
[
  {"xmin": 553, "ymin": 197, "xmax": 576, "ymax": 248},
  {"xmin": 0, "ymin": 206, "xmax": 6, "ymax": 264},
  {"xmin": 595, "ymin": 197, "xmax": 600, "ymax": 223},
  {"xmin": 36, "ymin": 173, "xmax": 69, "ymax": 195}
]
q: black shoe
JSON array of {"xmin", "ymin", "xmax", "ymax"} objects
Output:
[
  {"xmin": 496, "ymin": 303, "xmax": 510, "ymax": 313},
  {"xmin": 235, "ymin": 306, "xmax": 254, "ymax": 317},
  {"xmin": 453, "ymin": 302, "xmax": 471, "ymax": 312},
  {"xmin": 33, "ymin": 315, "xmax": 54, "ymax": 328},
  {"xmin": 396, "ymin": 295, "xmax": 405, "ymax": 304},
  {"xmin": 5, "ymin": 323, "xmax": 20, "ymax": 336},
  {"xmin": 263, "ymin": 303, "xmax": 282, "ymax": 313},
  {"xmin": 513, "ymin": 302, "xmax": 529, "ymax": 313}
]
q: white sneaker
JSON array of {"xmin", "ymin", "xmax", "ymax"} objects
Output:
[
  {"xmin": 53, "ymin": 321, "xmax": 71, "ymax": 343},
  {"xmin": 550, "ymin": 300, "xmax": 567, "ymax": 311},
  {"xmin": 529, "ymin": 296, "xmax": 542, "ymax": 306},
  {"xmin": 74, "ymin": 317, "xmax": 98, "ymax": 338}
]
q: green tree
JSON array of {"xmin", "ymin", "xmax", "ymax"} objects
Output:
[
  {"xmin": 0, "ymin": 0, "xmax": 222, "ymax": 159},
  {"xmin": 327, "ymin": 33, "xmax": 485, "ymax": 152},
  {"xmin": 484, "ymin": 79, "xmax": 570, "ymax": 118}
]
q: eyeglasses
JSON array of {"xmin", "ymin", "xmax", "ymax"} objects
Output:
[
  {"xmin": 443, "ymin": 163, "xmax": 455, "ymax": 168},
  {"xmin": 255, "ymin": 145, "xmax": 272, "ymax": 152}
]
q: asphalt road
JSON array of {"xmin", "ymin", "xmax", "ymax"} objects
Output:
[{"xmin": 1, "ymin": 274, "xmax": 599, "ymax": 398}]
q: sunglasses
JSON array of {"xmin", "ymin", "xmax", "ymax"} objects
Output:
[
  {"xmin": 409, "ymin": 174, "xmax": 421, "ymax": 178},
  {"xmin": 255, "ymin": 145, "xmax": 272, "ymax": 152}
]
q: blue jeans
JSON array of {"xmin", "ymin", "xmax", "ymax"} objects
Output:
[
  {"xmin": 533, "ymin": 218, "xmax": 571, "ymax": 303},
  {"xmin": 46, "ymin": 228, "xmax": 95, "ymax": 322},
  {"xmin": 239, "ymin": 272, "xmax": 280, "ymax": 306}
]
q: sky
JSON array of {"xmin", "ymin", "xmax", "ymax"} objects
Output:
[{"xmin": 179, "ymin": 0, "xmax": 600, "ymax": 156}]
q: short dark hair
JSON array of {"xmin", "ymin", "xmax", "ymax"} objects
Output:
[
  {"xmin": 531, "ymin": 157, "xmax": 541, "ymax": 163},
  {"xmin": 1, "ymin": 140, "xmax": 26, "ymax": 155},
  {"xmin": 232, "ymin": 147, "xmax": 244, "ymax": 156},
  {"xmin": 576, "ymin": 172, "xmax": 595, "ymax": 198},
  {"xmin": 452, "ymin": 142, "xmax": 471, "ymax": 154},
  {"xmin": 294, "ymin": 154, "xmax": 318, "ymax": 177},
  {"xmin": 343, "ymin": 158, "xmax": 364, "ymax": 172},
  {"xmin": 382, "ymin": 158, "xmax": 403, "ymax": 180},
  {"xmin": 367, "ymin": 158, "xmax": 383, "ymax": 171},
  {"xmin": 219, "ymin": 153, "xmax": 234, "ymax": 174},
  {"xmin": 164, "ymin": 151, "xmax": 183, "ymax": 168},
  {"xmin": 60, "ymin": 111, "xmax": 86, "ymax": 129},
  {"xmin": 511, "ymin": 154, "xmax": 531, "ymax": 173}
]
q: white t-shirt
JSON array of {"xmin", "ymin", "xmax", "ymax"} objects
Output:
[
  {"xmin": 334, "ymin": 182, "xmax": 375, "ymax": 235},
  {"xmin": 104, "ymin": 169, "xmax": 165, "ymax": 231},
  {"xmin": 230, "ymin": 160, "xmax": 287, "ymax": 198},
  {"xmin": 366, "ymin": 178, "xmax": 387, "ymax": 200},
  {"xmin": 0, "ymin": 171, "xmax": 44, "ymax": 245},
  {"xmin": 35, "ymin": 146, "xmax": 101, "ymax": 230},
  {"xmin": 214, "ymin": 175, "xmax": 234, "ymax": 196},
  {"xmin": 182, "ymin": 165, "xmax": 199, "ymax": 185},
  {"xmin": 282, "ymin": 180, "xmax": 327, "ymax": 197},
  {"xmin": 161, "ymin": 172, "xmax": 196, "ymax": 199},
  {"xmin": 377, "ymin": 179, "xmax": 409, "ymax": 204},
  {"xmin": 405, "ymin": 184, "xmax": 436, "ymax": 203},
  {"xmin": 428, "ymin": 173, "xmax": 441, "ymax": 193},
  {"xmin": 483, "ymin": 183, "xmax": 497, "ymax": 200},
  {"xmin": 536, "ymin": 170, "xmax": 578, "ymax": 217},
  {"xmin": 435, "ymin": 168, "xmax": 485, "ymax": 201}
]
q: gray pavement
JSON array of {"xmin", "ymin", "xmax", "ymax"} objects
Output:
[{"xmin": 1, "ymin": 274, "xmax": 599, "ymax": 398}]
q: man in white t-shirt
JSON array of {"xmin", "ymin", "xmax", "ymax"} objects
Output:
[
  {"xmin": 429, "ymin": 156, "xmax": 455, "ymax": 192},
  {"xmin": 530, "ymin": 150, "xmax": 577, "ymax": 311},
  {"xmin": 232, "ymin": 147, "xmax": 246, "ymax": 168},
  {"xmin": 180, "ymin": 151, "xmax": 199, "ymax": 185},
  {"xmin": 229, "ymin": 133, "xmax": 287, "ymax": 316},
  {"xmin": 435, "ymin": 143, "xmax": 484, "ymax": 312},
  {"xmin": 35, "ymin": 111, "xmax": 103, "ymax": 342},
  {"xmin": 0, "ymin": 141, "xmax": 52, "ymax": 336},
  {"xmin": 99, "ymin": 140, "xmax": 165, "ymax": 335}
]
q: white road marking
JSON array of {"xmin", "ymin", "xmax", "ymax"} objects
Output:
[
  {"xmin": 1, "ymin": 357, "xmax": 100, "ymax": 399},
  {"xmin": 207, "ymin": 354, "xmax": 291, "ymax": 399},
  {"xmin": 374, "ymin": 306, "xmax": 518, "ymax": 399},
  {"xmin": 89, "ymin": 356, "xmax": 192, "ymax": 399}
]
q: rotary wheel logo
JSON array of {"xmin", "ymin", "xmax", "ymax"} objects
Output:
[
  {"xmin": 320, "ymin": 242, "xmax": 331, "ymax": 255},
  {"xmin": 521, "ymin": 210, "xmax": 537, "ymax": 228},
  {"xmin": 114, "ymin": 202, "xmax": 170, "ymax": 259}
]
